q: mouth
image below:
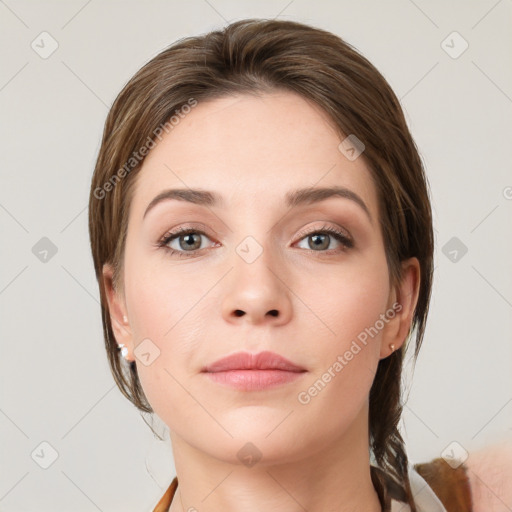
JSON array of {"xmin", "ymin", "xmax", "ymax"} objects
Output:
[
  {"xmin": 202, "ymin": 350, "xmax": 306, "ymax": 372},
  {"xmin": 201, "ymin": 350, "xmax": 307, "ymax": 391},
  {"xmin": 203, "ymin": 369, "xmax": 306, "ymax": 391}
]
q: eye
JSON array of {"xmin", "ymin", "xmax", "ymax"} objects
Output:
[
  {"xmin": 157, "ymin": 223, "xmax": 354, "ymax": 259},
  {"xmin": 157, "ymin": 226, "xmax": 217, "ymax": 258},
  {"xmin": 294, "ymin": 224, "xmax": 354, "ymax": 253}
]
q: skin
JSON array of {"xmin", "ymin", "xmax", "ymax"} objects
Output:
[
  {"xmin": 103, "ymin": 91, "xmax": 420, "ymax": 512},
  {"xmin": 466, "ymin": 438, "xmax": 512, "ymax": 510}
]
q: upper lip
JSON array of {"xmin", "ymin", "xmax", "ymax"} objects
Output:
[{"xmin": 202, "ymin": 351, "xmax": 306, "ymax": 373}]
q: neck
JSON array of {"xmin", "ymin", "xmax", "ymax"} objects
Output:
[{"xmin": 167, "ymin": 405, "xmax": 382, "ymax": 512}]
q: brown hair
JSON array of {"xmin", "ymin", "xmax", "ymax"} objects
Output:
[{"xmin": 88, "ymin": 18, "xmax": 433, "ymax": 511}]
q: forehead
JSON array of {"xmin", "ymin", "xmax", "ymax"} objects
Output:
[{"xmin": 129, "ymin": 91, "xmax": 378, "ymax": 222}]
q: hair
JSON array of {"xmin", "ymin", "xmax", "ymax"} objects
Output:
[{"xmin": 88, "ymin": 18, "xmax": 433, "ymax": 511}]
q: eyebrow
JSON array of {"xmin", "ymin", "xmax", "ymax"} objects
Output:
[{"xmin": 143, "ymin": 186, "xmax": 372, "ymax": 224}]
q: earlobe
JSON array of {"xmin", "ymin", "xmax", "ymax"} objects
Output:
[{"xmin": 380, "ymin": 257, "xmax": 421, "ymax": 359}]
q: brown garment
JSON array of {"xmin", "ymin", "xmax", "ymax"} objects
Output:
[
  {"xmin": 152, "ymin": 460, "xmax": 473, "ymax": 512},
  {"xmin": 414, "ymin": 458, "xmax": 473, "ymax": 512},
  {"xmin": 153, "ymin": 477, "xmax": 178, "ymax": 512}
]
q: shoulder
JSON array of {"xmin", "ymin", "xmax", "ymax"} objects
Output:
[
  {"xmin": 413, "ymin": 437, "xmax": 512, "ymax": 512},
  {"xmin": 463, "ymin": 437, "xmax": 512, "ymax": 512},
  {"xmin": 413, "ymin": 458, "xmax": 471, "ymax": 511}
]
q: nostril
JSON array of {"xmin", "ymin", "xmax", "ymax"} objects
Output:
[
  {"xmin": 234, "ymin": 310, "xmax": 245, "ymax": 317},
  {"xmin": 268, "ymin": 310, "xmax": 278, "ymax": 317}
]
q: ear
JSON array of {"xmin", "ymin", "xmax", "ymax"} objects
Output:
[
  {"xmin": 380, "ymin": 257, "xmax": 421, "ymax": 359},
  {"xmin": 102, "ymin": 263, "xmax": 134, "ymax": 361}
]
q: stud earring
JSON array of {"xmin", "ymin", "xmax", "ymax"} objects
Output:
[
  {"xmin": 118, "ymin": 343, "xmax": 129, "ymax": 358},
  {"xmin": 389, "ymin": 343, "xmax": 396, "ymax": 353},
  {"xmin": 123, "ymin": 315, "xmax": 128, "ymax": 323}
]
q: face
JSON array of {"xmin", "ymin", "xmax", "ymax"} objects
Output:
[{"xmin": 104, "ymin": 90, "xmax": 417, "ymax": 465}]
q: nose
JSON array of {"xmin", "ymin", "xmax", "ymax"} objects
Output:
[{"xmin": 221, "ymin": 242, "xmax": 292, "ymax": 326}]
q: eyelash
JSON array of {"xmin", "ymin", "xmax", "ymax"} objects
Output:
[{"xmin": 157, "ymin": 224, "xmax": 354, "ymax": 259}]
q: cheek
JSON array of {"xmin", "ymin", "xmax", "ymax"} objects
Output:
[
  {"xmin": 291, "ymin": 262, "xmax": 389, "ymax": 442},
  {"xmin": 124, "ymin": 251, "xmax": 221, "ymax": 422},
  {"xmin": 125, "ymin": 249, "xmax": 207, "ymax": 350},
  {"xmin": 122, "ymin": 252, "xmax": 188, "ymax": 403},
  {"xmin": 293, "ymin": 251, "xmax": 391, "ymax": 347}
]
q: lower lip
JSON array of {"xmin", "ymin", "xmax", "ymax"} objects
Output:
[{"xmin": 203, "ymin": 369, "xmax": 306, "ymax": 391}]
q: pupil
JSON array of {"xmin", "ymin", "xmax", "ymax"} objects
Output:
[
  {"xmin": 182, "ymin": 233, "xmax": 199, "ymax": 249},
  {"xmin": 311, "ymin": 234, "xmax": 328, "ymax": 250}
]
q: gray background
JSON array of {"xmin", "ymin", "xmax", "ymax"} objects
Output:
[{"xmin": 1, "ymin": 1, "xmax": 511, "ymax": 511}]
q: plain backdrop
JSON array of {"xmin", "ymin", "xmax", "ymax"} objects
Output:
[{"xmin": 1, "ymin": 1, "xmax": 511, "ymax": 511}]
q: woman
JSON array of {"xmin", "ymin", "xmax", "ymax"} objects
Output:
[{"xmin": 88, "ymin": 18, "xmax": 474, "ymax": 511}]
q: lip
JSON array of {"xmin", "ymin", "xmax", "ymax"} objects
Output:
[
  {"xmin": 202, "ymin": 350, "xmax": 305, "ymax": 372},
  {"xmin": 201, "ymin": 351, "xmax": 307, "ymax": 391}
]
